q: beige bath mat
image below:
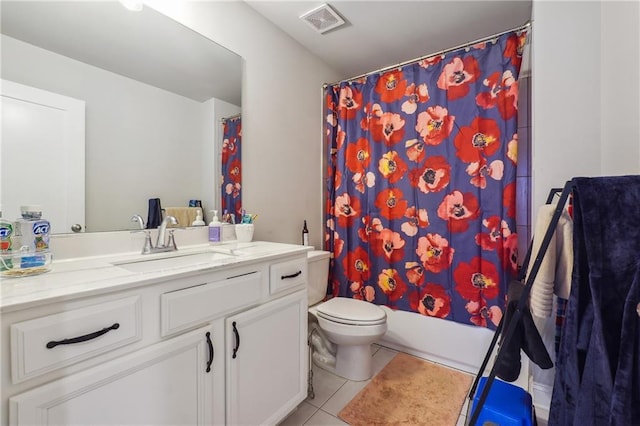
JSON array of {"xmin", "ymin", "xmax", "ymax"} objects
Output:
[{"xmin": 338, "ymin": 352, "xmax": 472, "ymax": 426}]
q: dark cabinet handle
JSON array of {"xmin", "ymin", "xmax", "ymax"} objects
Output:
[
  {"xmin": 232, "ymin": 321, "xmax": 240, "ymax": 359},
  {"xmin": 205, "ymin": 332, "xmax": 214, "ymax": 373},
  {"xmin": 46, "ymin": 323, "xmax": 120, "ymax": 349},
  {"xmin": 281, "ymin": 270, "xmax": 302, "ymax": 280}
]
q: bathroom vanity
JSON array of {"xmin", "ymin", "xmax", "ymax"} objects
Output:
[{"xmin": 0, "ymin": 240, "xmax": 310, "ymax": 425}]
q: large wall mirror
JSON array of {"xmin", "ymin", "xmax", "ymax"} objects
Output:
[{"xmin": 0, "ymin": 1, "xmax": 242, "ymax": 234}]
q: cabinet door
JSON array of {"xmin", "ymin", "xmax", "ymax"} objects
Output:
[
  {"xmin": 226, "ymin": 290, "xmax": 308, "ymax": 426},
  {"xmin": 10, "ymin": 325, "xmax": 222, "ymax": 426}
]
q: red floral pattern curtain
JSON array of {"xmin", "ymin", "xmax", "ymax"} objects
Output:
[
  {"xmin": 325, "ymin": 30, "xmax": 527, "ymax": 328},
  {"xmin": 221, "ymin": 116, "xmax": 242, "ymax": 223}
]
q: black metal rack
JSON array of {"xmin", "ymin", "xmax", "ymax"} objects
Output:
[{"xmin": 467, "ymin": 182, "xmax": 574, "ymax": 425}]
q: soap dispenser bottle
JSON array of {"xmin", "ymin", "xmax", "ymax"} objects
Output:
[
  {"xmin": 192, "ymin": 208, "xmax": 206, "ymax": 226},
  {"xmin": 208, "ymin": 210, "xmax": 221, "ymax": 242}
]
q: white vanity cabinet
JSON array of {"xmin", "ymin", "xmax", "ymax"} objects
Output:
[
  {"xmin": 1, "ymin": 245, "xmax": 309, "ymax": 426},
  {"xmin": 9, "ymin": 324, "xmax": 220, "ymax": 426}
]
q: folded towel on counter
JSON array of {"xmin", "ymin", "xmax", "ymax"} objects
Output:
[
  {"xmin": 164, "ymin": 207, "xmax": 200, "ymax": 228},
  {"xmin": 527, "ymin": 204, "xmax": 574, "ymax": 318}
]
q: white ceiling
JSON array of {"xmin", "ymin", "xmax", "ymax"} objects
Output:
[{"xmin": 246, "ymin": 0, "xmax": 532, "ymax": 80}]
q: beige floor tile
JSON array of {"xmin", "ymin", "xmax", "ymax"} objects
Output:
[
  {"xmin": 306, "ymin": 364, "xmax": 347, "ymax": 408},
  {"xmin": 371, "ymin": 346, "xmax": 398, "ymax": 376},
  {"xmin": 278, "ymin": 401, "xmax": 319, "ymax": 426},
  {"xmin": 304, "ymin": 409, "xmax": 349, "ymax": 426},
  {"xmin": 321, "ymin": 378, "xmax": 370, "ymax": 417}
]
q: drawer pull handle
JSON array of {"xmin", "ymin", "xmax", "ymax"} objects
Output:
[
  {"xmin": 281, "ymin": 270, "xmax": 302, "ymax": 280},
  {"xmin": 232, "ymin": 321, "xmax": 240, "ymax": 359},
  {"xmin": 46, "ymin": 323, "xmax": 120, "ymax": 349},
  {"xmin": 205, "ymin": 332, "xmax": 214, "ymax": 373}
]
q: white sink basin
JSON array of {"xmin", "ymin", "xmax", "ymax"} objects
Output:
[{"xmin": 113, "ymin": 251, "xmax": 233, "ymax": 273}]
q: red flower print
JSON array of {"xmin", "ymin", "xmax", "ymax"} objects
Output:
[
  {"xmin": 334, "ymin": 193, "xmax": 361, "ymax": 227},
  {"xmin": 350, "ymin": 281, "xmax": 376, "ymax": 302},
  {"xmin": 437, "ymin": 56, "xmax": 480, "ymax": 100},
  {"xmin": 401, "ymin": 83, "xmax": 430, "ymax": 114},
  {"xmin": 378, "ymin": 151, "xmax": 408, "ymax": 184},
  {"xmin": 466, "ymin": 158, "xmax": 504, "ymax": 189},
  {"xmin": 375, "ymin": 188, "xmax": 409, "ymax": 220},
  {"xmin": 332, "ymin": 170, "xmax": 342, "ymax": 191},
  {"xmin": 371, "ymin": 112, "xmax": 406, "ymax": 146},
  {"xmin": 503, "ymin": 182, "xmax": 516, "ymax": 218},
  {"xmin": 401, "ymin": 206, "xmax": 429, "ymax": 237},
  {"xmin": 359, "ymin": 102, "xmax": 380, "ymax": 131},
  {"xmin": 502, "ymin": 232, "xmax": 519, "ymax": 277},
  {"xmin": 410, "ymin": 283, "xmax": 451, "ymax": 318},
  {"xmin": 418, "ymin": 55, "xmax": 443, "ymax": 68},
  {"xmin": 409, "ymin": 155, "xmax": 451, "ymax": 194},
  {"xmin": 466, "ymin": 298, "xmax": 503, "ymax": 327},
  {"xmin": 504, "ymin": 32, "xmax": 527, "ymax": 70},
  {"xmin": 475, "ymin": 71, "xmax": 519, "ymax": 120},
  {"xmin": 405, "ymin": 262, "xmax": 425, "ymax": 286},
  {"xmin": 352, "ymin": 171, "xmax": 376, "ymax": 194},
  {"xmin": 475, "ymin": 216, "xmax": 505, "ymax": 251},
  {"xmin": 228, "ymin": 159, "xmax": 241, "ymax": 183},
  {"xmin": 221, "ymin": 136, "xmax": 237, "ymax": 164},
  {"xmin": 405, "ymin": 139, "xmax": 426, "ymax": 163},
  {"xmin": 335, "ymin": 126, "xmax": 346, "ymax": 150},
  {"xmin": 375, "ymin": 70, "xmax": 408, "ymax": 103},
  {"xmin": 454, "ymin": 117, "xmax": 502, "ymax": 163},
  {"xmin": 454, "ymin": 257, "xmax": 501, "ymax": 300},
  {"xmin": 342, "ymin": 246, "xmax": 371, "ymax": 282},
  {"xmin": 377, "ymin": 269, "xmax": 408, "ymax": 302},
  {"xmin": 371, "ymin": 228, "xmax": 406, "ymax": 263},
  {"xmin": 437, "ymin": 191, "xmax": 480, "ymax": 233},
  {"xmin": 507, "ymin": 134, "xmax": 518, "ymax": 164},
  {"xmin": 345, "ymin": 137, "xmax": 371, "ymax": 173},
  {"xmin": 416, "ymin": 233, "xmax": 454, "ymax": 273},
  {"xmin": 338, "ymin": 85, "xmax": 363, "ymax": 120},
  {"xmin": 358, "ymin": 216, "xmax": 383, "ymax": 243},
  {"xmin": 225, "ymin": 182, "xmax": 241, "ymax": 199},
  {"xmin": 415, "ymin": 106, "xmax": 455, "ymax": 146}
]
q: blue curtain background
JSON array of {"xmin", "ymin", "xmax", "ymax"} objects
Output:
[
  {"xmin": 324, "ymin": 30, "xmax": 527, "ymax": 328},
  {"xmin": 221, "ymin": 116, "xmax": 242, "ymax": 223}
]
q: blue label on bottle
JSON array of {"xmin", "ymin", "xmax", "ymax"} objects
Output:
[
  {"xmin": 0, "ymin": 225, "xmax": 12, "ymax": 238},
  {"xmin": 32, "ymin": 221, "xmax": 50, "ymax": 235}
]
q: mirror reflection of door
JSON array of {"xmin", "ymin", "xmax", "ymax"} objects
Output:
[
  {"xmin": 220, "ymin": 115, "xmax": 241, "ymax": 223},
  {"xmin": 1, "ymin": 80, "xmax": 85, "ymax": 233}
]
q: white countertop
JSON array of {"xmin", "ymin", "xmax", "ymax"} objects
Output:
[{"xmin": 1, "ymin": 241, "xmax": 311, "ymax": 313}]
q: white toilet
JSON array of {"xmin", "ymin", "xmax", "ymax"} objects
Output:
[{"xmin": 307, "ymin": 250, "xmax": 387, "ymax": 381}]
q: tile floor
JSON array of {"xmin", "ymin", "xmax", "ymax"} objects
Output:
[{"xmin": 279, "ymin": 345, "xmax": 470, "ymax": 426}]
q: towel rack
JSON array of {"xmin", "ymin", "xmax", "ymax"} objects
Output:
[{"xmin": 467, "ymin": 181, "xmax": 575, "ymax": 426}]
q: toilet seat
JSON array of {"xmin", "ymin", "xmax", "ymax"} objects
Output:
[{"xmin": 316, "ymin": 298, "xmax": 386, "ymax": 326}]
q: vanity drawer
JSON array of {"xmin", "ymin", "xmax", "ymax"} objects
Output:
[
  {"xmin": 270, "ymin": 257, "xmax": 307, "ymax": 295},
  {"xmin": 161, "ymin": 271, "xmax": 262, "ymax": 336},
  {"xmin": 11, "ymin": 296, "xmax": 142, "ymax": 384}
]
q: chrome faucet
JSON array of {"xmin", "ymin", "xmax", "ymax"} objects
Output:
[
  {"xmin": 156, "ymin": 215, "xmax": 178, "ymax": 249},
  {"xmin": 131, "ymin": 214, "xmax": 153, "ymax": 254}
]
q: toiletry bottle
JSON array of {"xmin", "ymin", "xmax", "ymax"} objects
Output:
[
  {"xmin": 302, "ymin": 220, "xmax": 309, "ymax": 246},
  {"xmin": 0, "ymin": 209, "xmax": 14, "ymax": 271},
  {"xmin": 18, "ymin": 205, "xmax": 50, "ymax": 268},
  {"xmin": 208, "ymin": 210, "xmax": 221, "ymax": 242},
  {"xmin": 192, "ymin": 209, "xmax": 206, "ymax": 226}
]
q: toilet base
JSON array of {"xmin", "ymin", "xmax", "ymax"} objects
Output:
[{"xmin": 334, "ymin": 343, "xmax": 373, "ymax": 381}]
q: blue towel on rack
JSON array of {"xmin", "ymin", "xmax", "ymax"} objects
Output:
[{"xmin": 549, "ymin": 175, "xmax": 640, "ymax": 425}]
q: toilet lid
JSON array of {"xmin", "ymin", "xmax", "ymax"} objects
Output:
[{"xmin": 316, "ymin": 298, "xmax": 386, "ymax": 325}]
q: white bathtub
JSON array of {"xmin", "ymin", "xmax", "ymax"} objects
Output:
[{"xmin": 379, "ymin": 306, "xmax": 506, "ymax": 374}]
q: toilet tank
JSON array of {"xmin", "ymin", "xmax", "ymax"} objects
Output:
[{"xmin": 307, "ymin": 250, "xmax": 330, "ymax": 306}]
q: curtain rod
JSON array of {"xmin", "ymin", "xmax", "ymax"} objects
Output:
[
  {"xmin": 221, "ymin": 113, "xmax": 241, "ymax": 123},
  {"xmin": 323, "ymin": 20, "xmax": 531, "ymax": 88}
]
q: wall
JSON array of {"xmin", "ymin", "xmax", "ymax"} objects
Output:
[
  {"xmin": 146, "ymin": 1, "xmax": 341, "ymax": 249},
  {"xmin": 1, "ymin": 35, "xmax": 214, "ymax": 232},
  {"xmin": 531, "ymin": 0, "xmax": 640, "ymax": 417}
]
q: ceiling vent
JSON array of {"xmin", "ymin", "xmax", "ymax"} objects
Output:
[{"xmin": 300, "ymin": 4, "xmax": 345, "ymax": 34}]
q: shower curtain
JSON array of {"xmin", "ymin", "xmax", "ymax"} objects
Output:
[
  {"xmin": 325, "ymin": 30, "xmax": 527, "ymax": 328},
  {"xmin": 221, "ymin": 116, "xmax": 242, "ymax": 223}
]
